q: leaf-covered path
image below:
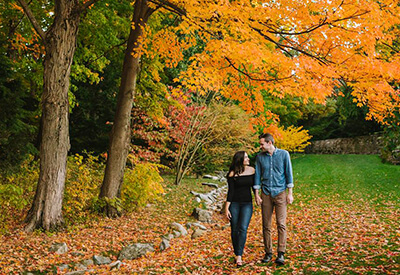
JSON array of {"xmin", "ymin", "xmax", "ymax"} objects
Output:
[{"xmin": 1, "ymin": 155, "xmax": 399, "ymax": 274}]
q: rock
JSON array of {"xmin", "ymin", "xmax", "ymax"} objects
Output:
[
  {"xmin": 118, "ymin": 243, "xmax": 155, "ymax": 260},
  {"xmin": 215, "ymin": 171, "xmax": 227, "ymax": 178},
  {"xmin": 170, "ymin": 222, "xmax": 188, "ymax": 236},
  {"xmin": 186, "ymin": 222, "xmax": 207, "ymax": 230},
  {"xmin": 199, "ymin": 194, "xmax": 214, "ymax": 203},
  {"xmin": 202, "ymin": 182, "xmax": 219, "ymax": 188},
  {"xmin": 195, "ymin": 197, "xmax": 201, "ymax": 203},
  {"xmin": 190, "ymin": 191, "xmax": 215, "ymax": 203},
  {"xmin": 81, "ymin": 259, "xmax": 94, "ymax": 267},
  {"xmin": 93, "ymin": 255, "xmax": 112, "ymax": 265},
  {"xmin": 109, "ymin": 260, "xmax": 122, "ymax": 270},
  {"xmin": 203, "ymin": 174, "xmax": 219, "ymax": 181},
  {"xmin": 50, "ymin": 242, "xmax": 68, "ymax": 254},
  {"xmin": 192, "ymin": 208, "xmax": 213, "ymax": 223},
  {"xmin": 191, "ymin": 228, "xmax": 206, "ymax": 239},
  {"xmin": 173, "ymin": 230, "xmax": 181, "ymax": 238},
  {"xmin": 160, "ymin": 239, "xmax": 170, "ymax": 251},
  {"xmin": 162, "ymin": 233, "xmax": 175, "ymax": 240},
  {"xmin": 75, "ymin": 263, "xmax": 87, "ymax": 270}
]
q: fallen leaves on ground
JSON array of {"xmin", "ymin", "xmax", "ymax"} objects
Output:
[{"xmin": 0, "ymin": 183, "xmax": 399, "ymax": 274}]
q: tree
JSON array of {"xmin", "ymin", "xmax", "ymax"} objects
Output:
[
  {"xmin": 15, "ymin": 0, "xmax": 100, "ymax": 232},
  {"xmin": 69, "ymin": 1, "xmax": 133, "ymax": 155},
  {"xmin": 296, "ymin": 81, "xmax": 382, "ymax": 140},
  {"xmin": 99, "ymin": 0, "xmax": 400, "ymax": 214},
  {"xmin": 0, "ymin": 47, "xmax": 38, "ymax": 170},
  {"xmin": 99, "ymin": 0, "xmax": 157, "ymax": 217}
]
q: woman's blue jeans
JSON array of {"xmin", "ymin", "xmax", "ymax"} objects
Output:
[{"xmin": 229, "ymin": 202, "xmax": 253, "ymax": 256}]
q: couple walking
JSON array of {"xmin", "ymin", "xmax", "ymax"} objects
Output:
[{"xmin": 224, "ymin": 133, "xmax": 294, "ymax": 267}]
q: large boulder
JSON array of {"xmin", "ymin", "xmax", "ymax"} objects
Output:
[
  {"xmin": 118, "ymin": 243, "xmax": 154, "ymax": 260},
  {"xmin": 160, "ymin": 239, "xmax": 170, "ymax": 252},
  {"xmin": 49, "ymin": 243, "xmax": 68, "ymax": 254},
  {"xmin": 186, "ymin": 222, "xmax": 207, "ymax": 231},
  {"xmin": 203, "ymin": 174, "xmax": 219, "ymax": 181},
  {"xmin": 191, "ymin": 208, "xmax": 213, "ymax": 223},
  {"xmin": 170, "ymin": 222, "xmax": 188, "ymax": 236},
  {"xmin": 191, "ymin": 228, "xmax": 206, "ymax": 239},
  {"xmin": 93, "ymin": 255, "xmax": 112, "ymax": 265}
]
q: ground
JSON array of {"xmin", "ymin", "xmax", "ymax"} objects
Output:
[{"xmin": 0, "ymin": 154, "xmax": 399, "ymax": 274}]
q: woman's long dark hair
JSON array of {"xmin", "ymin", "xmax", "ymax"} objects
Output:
[{"xmin": 227, "ymin": 151, "xmax": 246, "ymax": 177}]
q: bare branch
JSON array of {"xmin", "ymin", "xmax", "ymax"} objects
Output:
[{"xmin": 16, "ymin": 0, "xmax": 46, "ymax": 41}]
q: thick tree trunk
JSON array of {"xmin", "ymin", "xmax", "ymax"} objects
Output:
[
  {"xmin": 100, "ymin": 0, "xmax": 153, "ymax": 217},
  {"xmin": 24, "ymin": 1, "xmax": 80, "ymax": 232}
]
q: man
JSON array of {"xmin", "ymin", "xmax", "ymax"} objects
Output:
[{"xmin": 254, "ymin": 133, "xmax": 294, "ymax": 265}]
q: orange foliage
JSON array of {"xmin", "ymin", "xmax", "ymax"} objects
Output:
[{"xmin": 142, "ymin": 0, "xmax": 400, "ymax": 130}]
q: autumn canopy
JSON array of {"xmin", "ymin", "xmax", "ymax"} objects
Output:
[{"xmin": 146, "ymin": 0, "xmax": 400, "ymax": 133}]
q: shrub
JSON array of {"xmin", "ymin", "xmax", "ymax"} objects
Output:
[
  {"xmin": 0, "ymin": 155, "xmax": 38, "ymax": 233},
  {"xmin": 381, "ymin": 110, "xmax": 400, "ymax": 165},
  {"xmin": 63, "ymin": 153, "xmax": 104, "ymax": 223},
  {"xmin": 121, "ymin": 163, "xmax": 165, "ymax": 212},
  {"xmin": 275, "ymin": 125, "xmax": 311, "ymax": 153}
]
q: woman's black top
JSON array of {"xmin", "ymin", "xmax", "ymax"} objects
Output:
[{"xmin": 226, "ymin": 174, "xmax": 254, "ymax": 203}]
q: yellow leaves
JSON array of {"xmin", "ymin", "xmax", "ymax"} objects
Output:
[
  {"xmin": 63, "ymin": 154, "xmax": 103, "ymax": 222},
  {"xmin": 275, "ymin": 126, "xmax": 312, "ymax": 153},
  {"xmin": 121, "ymin": 163, "xmax": 165, "ymax": 212}
]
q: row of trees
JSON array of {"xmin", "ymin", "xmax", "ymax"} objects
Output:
[{"xmin": 1, "ymin": 0, "xmax": 399, "ymax": 231}]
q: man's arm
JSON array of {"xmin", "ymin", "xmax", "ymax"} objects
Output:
[
  {"xmin": 285, "ymin": 151, "xmax": 294, "ymax": 204},
  {"xmin": 253, "ymin": 155, "xmax": 262, "ymax": 205}
]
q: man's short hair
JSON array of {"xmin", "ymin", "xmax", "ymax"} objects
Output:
[{"xmin": 258, "ymin": 133, "xmax": 274, "ymax": 144}]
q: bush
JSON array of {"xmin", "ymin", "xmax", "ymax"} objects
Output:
[
  {"xmin": 0, "ymin": 153, "xmax": 166, "ymax": 233},
  {"xmin": 121, "ymin": 163, "xmax": 165, "ymax": 212},
  {"xmin": 63, "ymin": 153, "xmax": 104, "ymax": 223},
  {"xmin": 275, "ymin": 126, "xmax": 311, "ymax": 153},
  {"xmin": 381, "ymin": 110, "xmax": 400, "ymax": 165},
  {"xmin": 0, "ymin": 155, "xmax": 38, "ymax": 233}
]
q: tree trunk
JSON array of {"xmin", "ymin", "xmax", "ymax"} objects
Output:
[
  {"xmin": 99, "ymin": 0, "xmax": 153, "ymax": 217},
  {"xmin": 24, "ymin": 1, "xmax": 81, "ymax": 232}
]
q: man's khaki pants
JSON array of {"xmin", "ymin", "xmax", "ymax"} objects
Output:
[{"xmin": 261, "ymin": 191, "xmax": 287, "ymax": 253}]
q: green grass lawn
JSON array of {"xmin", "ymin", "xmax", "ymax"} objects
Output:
[
  {"xmin": 287, "ymin": 154, "xmax": 400, "ymax": 274},
  {"xmin": 292, "ymin": 154, "xmax": 400, "ymax": 206}
]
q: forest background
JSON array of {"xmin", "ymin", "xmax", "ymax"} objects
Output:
[{"xmin": 0, "ymin": 0, "xmax": 400, "ymax": 235}]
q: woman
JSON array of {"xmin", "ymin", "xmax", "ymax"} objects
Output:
[{"xmin": 225, "ymin": 151, "xmax": 255, "ymax": 267}]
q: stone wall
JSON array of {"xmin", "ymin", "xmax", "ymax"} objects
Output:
[{"xmin": 305, "ymin": 133, "xmax": 383, "ymax": 154}]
